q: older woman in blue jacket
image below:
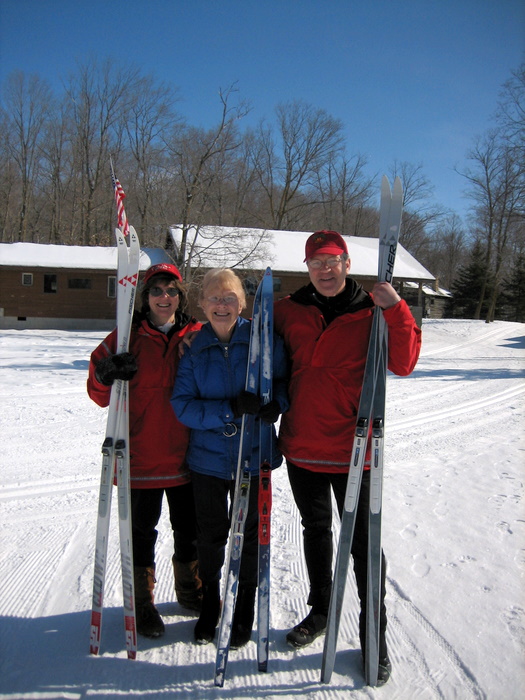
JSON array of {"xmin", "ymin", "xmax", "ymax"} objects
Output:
[{"xmin": 171, "ymin": 268, "xmax": 289, "ymax": 647}]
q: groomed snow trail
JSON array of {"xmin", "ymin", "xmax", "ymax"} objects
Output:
[{"xmin": 0, "ymin": 320, "xmax": 523, "ymax": 699}]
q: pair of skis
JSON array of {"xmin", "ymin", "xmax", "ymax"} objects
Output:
[
  {"xmin": 215, "ymin": 268, "xmax": 274, "ymax": 687},
  {"xmin": 89, "ymin": 173, "xmax": 140, "ymax": 659},
  {"xmin": 321, "ymin": 176, "xmax": 403, "ymax": 686}
]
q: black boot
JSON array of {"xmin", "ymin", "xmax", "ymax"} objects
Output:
[
  {"xmin": 286, "ymin": 610, "xmax": 327, "ymax": 647},
  {"xmin": 194, "ymin": 582, "xmax": 220, "ymax": 644},
  {"xmin": 230, "ymin": 585, "xmax": 256, "ymax": 649}
]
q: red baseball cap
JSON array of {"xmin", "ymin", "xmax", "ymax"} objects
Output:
[
  {"xmin": 304, "ymin": 230, "xmax": 348, "ymax": 261},
  {"xmin": 143, "ymin": 263, "xmax": 182, "ymax": 284}
]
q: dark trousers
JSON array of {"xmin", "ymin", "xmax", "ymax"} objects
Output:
[
  {"xmin": 191, "ymin": 471, "xmax": 259, "ymax": 588},
  {"xmin": 287, "ymin": 462, "xmax": 388, "ymax": 658},
  {"xmin": 131, "ymin": 482, "xmax": 198, "ymax": 568}
]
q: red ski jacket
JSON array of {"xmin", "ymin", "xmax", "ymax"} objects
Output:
[
  {"xmin": 274, "ymin": 289, "xmax": 421, "ymax": 473},
  {"xmin": 87, "ymin": 314, "xmax": 201, "ymax": 489}
]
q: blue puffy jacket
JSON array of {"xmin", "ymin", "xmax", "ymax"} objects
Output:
[{"xmin": 171, "ymin": 316, "xmax": 289, "ymax": 480}]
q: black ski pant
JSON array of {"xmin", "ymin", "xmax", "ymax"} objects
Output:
[
  {"xmin": 190, "ymin": 471, "xmax": 259, "ymax": 589},
  {"xmin": 287, "ymin": 462, "xmax": 388, "ymax": 659},
  {"xmin": 131, "ymin": 482, "xmax": 198, "ymax": 568}
]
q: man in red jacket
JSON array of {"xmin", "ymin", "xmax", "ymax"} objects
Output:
[{"xmin": 274, "ymin": 231, "xmax": 421, "ymax": 686}]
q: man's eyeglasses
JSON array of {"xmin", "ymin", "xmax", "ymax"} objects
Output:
[
  {"xmin": 149, "ymin": 286, "xmax": 179, "ymax": 297},
  {"xmin": 205, "ymin": 295, "xmax": 238, "ymax": 305},
  {"xmin": 306, "ymin": 257, "xmax": 344, "ymax": 270}
]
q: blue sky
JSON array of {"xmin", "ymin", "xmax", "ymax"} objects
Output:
[{"xmin": 1, "ymin": 0, "xmax": 524, "ymax": 223}]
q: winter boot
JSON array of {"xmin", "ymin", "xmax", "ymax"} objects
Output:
[
  {"xmin": 360, "ymin": 623, "xmax": 391, "ymax": 686},
  {"xmin": 286, "ymin": 610, "xmax": 327, "ymax": 648},
  {"xmin": 194, "ymin": 581, "xmax": 221, "ymax": 644},
  {"xmin": 172, "ymin": 556, "xmax": 202, "ymax": 612},
  {"xmin": 134, "ymin": 566, "xmax": 165, "ymax": 638},
  {"xmin": 377, "ymin": 656, "xmax": 392, "ymax": 686},
  {"xmin": 230, "ymin": 584, "xmax": 256, "ymax": 649}
]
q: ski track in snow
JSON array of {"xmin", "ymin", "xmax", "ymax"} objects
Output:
[{"xmin": 0, "ymin": 321, "xmax": 523, "ymax": 699}]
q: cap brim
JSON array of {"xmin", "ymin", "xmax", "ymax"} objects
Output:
[{"xmin": 304, "ymin": 244, "xmax": 346, "ymax": 261}]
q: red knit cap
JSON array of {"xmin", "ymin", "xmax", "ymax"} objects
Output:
[
  {"xmin": 143, "ymin": 263, "xmax": 182, "ymax": 284},
  {"xmin": 304, "ymin": 230, "xmax": 348, "ymax": 262}
]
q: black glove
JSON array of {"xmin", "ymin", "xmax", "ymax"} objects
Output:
[
  {"xmin": 258, "ymin": 399, "xmax": 281, "ymax": 424},
  {"xmin": 95, "ymin": 352, "xmax": 138, "ymax": 386},
  {"xmin": 231, "ymin": 390, "xmax": 261, "ymax": 418}
]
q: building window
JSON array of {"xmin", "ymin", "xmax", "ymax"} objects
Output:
[
  {"xmin": 243, "ymin": 276, "xmax": 258, "ymax": 296},
  {"xmin": 22, "ymin": 273, "xmax": 33, "ymax": 286},
  {"xmin": 273, "ymin": 277, "xmax": 282, "ymax": 292},
  {"xmin": 107, "ymin": 276, "xmax": 117, "ymax": 298},
  {"xmin": 44, "ymin": 274, "xmax": 57, "ymax": 294},
  {"xmin": 68, "ymin": 278, "xmax": 92, "ymax": 290}
]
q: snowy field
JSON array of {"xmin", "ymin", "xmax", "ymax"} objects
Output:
[{"xmin": 0, "ymin": 319, "xmax": 524, "ymax": 700}]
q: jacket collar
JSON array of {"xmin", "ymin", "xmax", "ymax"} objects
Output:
[
  {"xmin": 290, "ymin": 278, "xmax": 373, "ymax": 321},
  {"xmin": 192, "ymin": 316, "xmax": 250, "ymax": 352}
]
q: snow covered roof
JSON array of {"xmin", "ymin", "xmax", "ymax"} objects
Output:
[
  {"xmin": 0, "ymin": 243, "xmax": 170, "ymax": 271},
  {"xmin": 169, "ymin": 225, "xmax": 435, "ymax": 281},
  {"xmin": 0, "ymin": 228, "xmax": 436, "ymax": 283},
  {"xmin": 405, "ymin": 281, "xmax": 453, "ymax": 297}
]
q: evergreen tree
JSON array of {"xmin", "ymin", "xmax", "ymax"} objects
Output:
[
  {"xmin": 446, "ymin": 241, "xmax": 494, "ymax": 318},
  {"xmin": 500, "ymin": 253, "xmax": 525, "ymax": 322}
]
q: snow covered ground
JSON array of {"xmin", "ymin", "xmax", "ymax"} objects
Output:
[{"xmin": 0, "ymin": 319, "xmax": 523, "ymax": 699}]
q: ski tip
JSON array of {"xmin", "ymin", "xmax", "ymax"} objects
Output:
[{"xmin": 393, "ymin": 176, "xmax": 403, "ymax": 199}]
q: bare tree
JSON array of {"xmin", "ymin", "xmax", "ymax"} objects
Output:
[
  {"xmin": 389, "ymin": 161, "xmax": 444, "ymax": 255},
  {"xmin": 124, "ymin": 75, "xmax": 181, "ymax": 241},
  {"xmin": 250, "ymin": 101, "xmax": 345, "ymax": 229},
  {"xmin": 425, "ymin": 213, "xmax": 467, "ymax": 289},
  {"xmin": 164, "ymin": 85, "xmax": 250, "ymax": 278},
  {"xmin": 2, "ymin": 71, "xmax": 52, "ymax": 241},
  {"xmin": 37, "ymin": 94, "xmax": 76, "ymax": 243},
  {"xmin": 496, "ymin": 62, "xmax": 525, "ymax": 158},
  {"xmin": 308, "ymin": 152, "xmax": 375, "ymax": 234},
  {"xmin": 65, "ymin": 58, "xmax": 140, "ymax": 244},
  {"xmin": 0, "ymin": 109, "xmax": 17, "ymax": 241},
  {"xmin": 460, "ymin": 132, "xmax": 525, "ymax": 320}
]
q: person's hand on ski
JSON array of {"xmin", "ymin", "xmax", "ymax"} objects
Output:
[
  {"xmin": 231, "ymin": 390, "xmax": 261, "ymax": 418},
  {"xmin": 95, "ymin": 352, "xmax": 138, "ymax": 385},
  {"xmin": 258, "ymin": 399, "xmax": 281, "ymax": 424},
  {"xmin": 372, "ymin": 282, "xmax": 401, "ymax": 309}
]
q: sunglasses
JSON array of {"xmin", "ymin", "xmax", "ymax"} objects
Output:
[{"xmin": 149, "ymin": 286, "xmax": 179, "ymax": 297}]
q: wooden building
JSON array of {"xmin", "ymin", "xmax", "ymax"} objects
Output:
[
  {"xmin": 0, "ymin": 227, "xmax": 436, "ymax": 329},
  {"xmin": 0, "ymin": 243, "xmax": 172, "ymax": 330}
]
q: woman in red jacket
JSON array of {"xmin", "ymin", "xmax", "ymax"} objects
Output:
[
  {"xmin": 274, "ymin": 231, "xmax": 421, "ymax": 686},
  {"xmin": 87, "ymin": 263, "xmax": 202, "ymax": 638}
]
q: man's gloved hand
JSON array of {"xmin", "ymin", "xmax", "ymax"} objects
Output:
[
  {"xmin": 258, "ymin": 399, "xmax": 281, "ymax": 424},
  {"xmin": 231, "ymin": 390, "xmax": 261, "ymax": 418},
  {"xmin": 95, "ymin": 352, "xmax": 138, "ymax": 386}
]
